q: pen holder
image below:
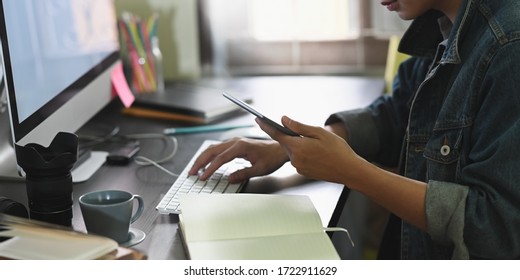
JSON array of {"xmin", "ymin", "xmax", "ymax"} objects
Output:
[
  {"xmin": 118, "ymin": 13, "xmax": 164, "ymax": 95},
  {"xmin": 15, "ymin": 132, "xmax": 78, "ymax": 227}
]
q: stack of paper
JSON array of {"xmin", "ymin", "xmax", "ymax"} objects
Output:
[{"xmin": 0, "ymin": 214, "xmax": 119, "ymax": 260}]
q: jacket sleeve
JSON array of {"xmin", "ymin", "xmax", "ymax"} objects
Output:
[{"xmin": 325, "ymin": 57, "xmax": 430, "ymax": 167}]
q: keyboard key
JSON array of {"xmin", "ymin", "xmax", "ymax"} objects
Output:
[{"xmin": 224, "ymin": 183, "xmax": 242, "ymax": 194}]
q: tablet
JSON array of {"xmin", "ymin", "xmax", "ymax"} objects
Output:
[{"xmin": 223, "ymin": 92, "xmax": 300, "ymax": 136}]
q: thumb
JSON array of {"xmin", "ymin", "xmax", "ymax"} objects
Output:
[{"xmin": 281, "ymin": 116, "xmax": 320, "ymax": 138}]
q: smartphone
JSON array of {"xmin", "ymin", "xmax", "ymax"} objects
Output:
[
  {"xmin": 106, "ymin": 140, "xmax": 141, "ymax": 165},
  {"xmin": 223, "ymin": 92, "xmax": 300, "ymax": 137}
]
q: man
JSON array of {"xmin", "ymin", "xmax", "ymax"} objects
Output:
[{"xmin": 190, "ymin": 0, "xmax": 520, "ymax": 259}]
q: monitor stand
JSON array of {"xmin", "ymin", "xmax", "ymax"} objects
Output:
[
  {"xmin": 0, "ymin": 140, "xmax": 108, "ymax": 184},
  {"xmin": 0, "ymin": 138, "xmax": 22, "ymax": 181},
  {"xmin": 70, "ymin": 150, "xmax": 108, "ymax": 183},
  {"xmin": 0, "ymin": 109, "xmax": 107, "ymax": 184}
]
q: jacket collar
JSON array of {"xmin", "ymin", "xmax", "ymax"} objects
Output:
[{"xmin": 399, "ymin": 0, "xmax": 474, "ymax": 64}]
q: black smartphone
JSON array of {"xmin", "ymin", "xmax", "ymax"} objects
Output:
[
  {"xmin": 106, "ymin": 140, "xmax": 141, "ymax": 165},
  {"xmin": 223, "ymin": 92, "xmax": 300, "ymax": 137}
]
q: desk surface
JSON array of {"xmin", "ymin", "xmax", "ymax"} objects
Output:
[{"xmin": 0, "ymin": 76, "xmax": 383, "ymax": 259}]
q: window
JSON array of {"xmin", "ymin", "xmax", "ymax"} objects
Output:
[
  {"xmin": 248, "ymin": 0, "xmax": 356, "ymax": 41},
  {"xmin": 199, "ymin": 0, "xmax": 396, "ymax": 76}
]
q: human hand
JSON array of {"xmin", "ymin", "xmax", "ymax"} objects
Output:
[
  {"xmin": 256, "ymin": 116, "xmax": 361, "ymax": 184},
  {"xmin": 188, "ymin": 137, "xmax": 289, "ymax": 183}
]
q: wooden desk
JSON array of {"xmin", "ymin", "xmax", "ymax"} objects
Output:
[{"xmin": 0, "ymin": 76, "xmax": 383, "ymax": 259}]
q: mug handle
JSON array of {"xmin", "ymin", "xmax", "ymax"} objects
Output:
[{"xmin": 130, "ymin": 194, "xmax": 144, "ymax": 224}]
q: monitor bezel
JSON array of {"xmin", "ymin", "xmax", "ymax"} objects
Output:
[{"xmin": 0, "ymin": 2, "xmax": 120, "ymax": 144}]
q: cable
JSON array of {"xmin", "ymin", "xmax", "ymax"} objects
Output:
[
  {"xmin": 79, "ymin": 128, "xmax": 180, "ymax": 177},
  {"xmin": 125, "ymin": 133, "xmax": 178, "ymax": 164},
  {"xmin": 325, "ymin": 227, "xmax": 355, "ymax": 247},
  {"xmin": 133, "ymin": 156, "xmax": 179, "ymax": 177},
  {"xmin": 78, "ymin": 125, "xmax": 121, "ymax": 149},
  {"xmin": 126, "ymin": 133, "xmax": 180, "ymax": 177}
]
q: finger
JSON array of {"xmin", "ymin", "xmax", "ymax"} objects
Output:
[
  {"xmin": 255, "ymin": 118, "xmax": 286, "ymax": 141},
  {"xmin": 228, "ymin": 166, "xmax": 256, "ymax": 183},
  {"xmin": 189, "ymin": 151, "xmax": 215, "ymax": 176},
  {"xmin": 197, "ymin": 145, "xmax": 245, "ymax": 181},
  {"xmin": 281, "ymin": 116, "xmax": 322, "ymax": 138},
  {"xmin": 188, "ymin": 142, "xmax": 232, "ymax": 175}
]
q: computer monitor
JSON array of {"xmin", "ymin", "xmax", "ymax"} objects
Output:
[{"xmin": 0, "ymin": 0, "xmax": 120, "ymax": 182}]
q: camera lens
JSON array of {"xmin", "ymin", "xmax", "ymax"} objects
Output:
[{"xmin": 15, "ymin": 132, "xmax": 78, "ymax": 227}]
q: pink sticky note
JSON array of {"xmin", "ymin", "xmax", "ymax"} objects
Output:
[{"xmin": 111, "ymin": 62, "xmax": 135, "ymax": 108}]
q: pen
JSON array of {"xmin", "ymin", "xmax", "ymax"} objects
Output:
[{"xmin": 163, "ymin": 124, "xmax": 254, "ymax": 135}]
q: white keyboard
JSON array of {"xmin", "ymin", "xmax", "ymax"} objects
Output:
[{"xmin": 156, "ymin": 140, "xmax": 250, "ymax": 214}]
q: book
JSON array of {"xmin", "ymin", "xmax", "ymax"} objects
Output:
[
  {"xmin": 0, "ymin": 213, "xmax": 126, "ymax": 260},
  {"xmin": 123, "ymin": 83, "xmax": 252, "ymax": 124},
  {"xmin": 178, "ymin": 193, "xmax": 340, "ymax": 260}
]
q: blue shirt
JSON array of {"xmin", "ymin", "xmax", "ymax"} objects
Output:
[{"xmin": 326, "ymin": 0, "xmax": 520, "ymax": 259}]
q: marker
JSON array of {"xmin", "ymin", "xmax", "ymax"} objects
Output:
[{"xmin": 163, "ymin": 124, "xmax": 254, "ymax": 135}]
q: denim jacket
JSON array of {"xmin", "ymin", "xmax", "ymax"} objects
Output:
[{"xmin": 326, "ymin": 0, "xmax": 520, "ymax": 259}]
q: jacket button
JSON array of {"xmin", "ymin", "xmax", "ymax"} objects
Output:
[{"xmin": 440, "ymin": 145, "xmax": 451, "ymax": 156}]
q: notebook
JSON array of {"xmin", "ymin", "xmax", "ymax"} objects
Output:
[
  {"xmin": 178, "ymin": 193, "xmax": 341, "ymax": 260},
  {"xmin": 123, "ymin": 83, "xmax": 252, "ymax": 124}
]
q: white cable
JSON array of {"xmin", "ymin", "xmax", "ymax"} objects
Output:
[
  {"xmin": 133, "ymin": 155, "xmax": 179, "ymax": 177},
  {"xmin": 325, "ymin": 227, "xmax": 355, "ymax": 247},
  {"xmin": 126, "ymin": 133, "xmax": 178, "ymax": 164},
  {"xmin": 126, "ymin": 133, "xmax": 180, "ymax": 177}
]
